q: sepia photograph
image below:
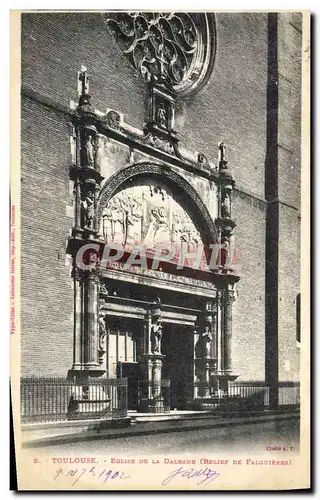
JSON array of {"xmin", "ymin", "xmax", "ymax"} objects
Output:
[{"xmin": 10, "ymin": 8, "xmax": 310, "ymax": 490}]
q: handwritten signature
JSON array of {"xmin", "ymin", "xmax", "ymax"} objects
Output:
[
  {"xmin": 53, "ymin": 466, "xmax": 130, "ymax": 486},
  {"xmin": 162, "ymin": 466, "xmax": 220, "ymax": 487}
]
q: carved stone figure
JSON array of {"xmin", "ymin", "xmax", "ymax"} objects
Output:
[
  {"xmin": 77, "ymin": 65, "xmax": 89, "ymax": 97},
  {"xmin": 157, "ymin": 102, "xmax": 167, "ymax": 128},
  {"xmin": 98, "ymin": 312, "xmax": 107, "ymax": 365},
  {"xmin": 82, "ymin": 191, "xmax": 95, "ymax": 228},
  {"xmin": 106, "ymin": 110, "xmax": 121, "ymax": 130},
  {"xmin": 98, "ymin": 313, "xmax": 107, "ymax": 351},
  {"xmin": 145, "ymin": 207, "xmax": 168, "ymax": 245},
  {"xmin": 84, "ymin": 135, "xmax": 95, "ymax": 168},
  {"xmin": 151, "ymin": 320, "xmax": 163, "ymax": 354},
  {"xmin": 125, "ymin": 197, "xmax": 143, "ymax": 244},
  {"xmin": 101, "ymin": 206, "xmax": 113, "ymax": 241},
  {"xmin": 219, "ymin": 142, "xmax": 226, "ymax": 163},
  {"xmin": 110, "ymin": 195, "xmax": 127, "ymax": 244},
  {"xmin": 157, "ymin": 44, "xmax": 168, "ymax": 80},
  {"xmin": 198, "ymin": 153, "xmax": 208, "ymax": 165},
  {"xmin": 144, "ymin": 133, "xmax": 174, "ymax": 154},
  {"xmin": 195, "ymin": 326, "xmax": 212, "ymax": 359},
  {"xmin": 220, "ymin": 236, "xmax": 230, "ymax": 267},
  {"xmin": 221, "ymin": 191, "xmax": 231, "ymax": 218}
]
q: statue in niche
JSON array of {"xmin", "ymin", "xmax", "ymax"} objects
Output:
[
  {"xmin": 221, "ymin": 191, "xmax": 231, "ymax": 219},
  {"xmin": 84, "ymin": 134, "xmax": 95, "ymax": 168},
  {"xmin": 82, "ymin": 191, "xmax": 95, "ymax": 228},
  {"xmin": 157, "ymin": 102, "xmax": 167, "ymax": 129},
  {"xmin": 151, "ymin": 320, "xmax": 163, "ymax": 354},
  {"xmin": 195, "ymin": 325, "xmax": 213, "ymax": 359}
]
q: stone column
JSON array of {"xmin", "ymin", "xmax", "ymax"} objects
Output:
[
  {"xmin": 139, "ymin": 305, "xmax": 166, "ymax": 411},
  {"xmin": 216, "ymin": 285, "xmax": 238, "ymax": 394},
  {"xmin": 83, "ymin": 271, "xmax": 100, "ymax": 369},
  {"xmin": 71, "ymin": 267, "xmax": 83, "ymax": 371},
  {"xmin": 223, "ymin": 286, "xmax": 235, "ymax": 373},
  {"xmin": 152, "ymin": 359, "xmax": 162, "ymax": 400}
]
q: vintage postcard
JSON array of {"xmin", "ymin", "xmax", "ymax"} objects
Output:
[{"xmin": 10, "ymin": 9, "xmax": 310, "ymax": 490}]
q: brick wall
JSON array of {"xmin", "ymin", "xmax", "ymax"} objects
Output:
[
  {"xmin": 21, "ymin": 96, "xmax": 74, "ymax": 375},
  {"xmin": 21, "ymin": 13, "xmax": 147, "ymax": 128},
  {"xmin": 177, "ymin": 12, "xmax": 268, "ymax": 200},
  {"xmin": 232, "ymin": 190, "xmax": 266, "ymax": 380},
  {"xmin": 278, "ymin": 205, "xmax": 300, "ymax": 381}
]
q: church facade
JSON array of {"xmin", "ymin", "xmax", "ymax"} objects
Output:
[{"xmin": 20, "ymin": 12, "xmax": 303, "ymax": 411}]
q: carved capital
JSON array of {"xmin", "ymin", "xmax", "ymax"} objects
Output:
[
  {"xmin": 221, "ymin": 288, "xmax": 236, "ymax": 306},
  {"xmin": 72, "ymin": 265, "xmax": 84, "ymax": 282}
]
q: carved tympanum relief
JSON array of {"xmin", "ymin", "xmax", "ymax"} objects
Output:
[
  {"xmin": 100, "ymin": 183, "xmax": 203, "ymax": 260},
  {"xmin": 104, "ymin": 12, "xmax": 216, "ymax": 95}
]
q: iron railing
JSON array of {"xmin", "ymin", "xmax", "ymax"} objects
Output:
[
  {"xmin": 190, "ymin": 381, "xmax": 300, "ymax": 412},
  {"xmin": 190, "ymin": 382, "xmax": 268, "ymax": 412},
  {"xmin": 229, "ymin": 381, "xmax": 300, "ymax": 407},
  {"xmin": 137, "ymin": 379, "xmax": 171, "ymax": 413},
  {"xmin": 20, "ymin": 377, "xmax": 128, "ymax": 424}
]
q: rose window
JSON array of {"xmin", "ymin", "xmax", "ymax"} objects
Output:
[{"xmin": 104, "ymin": 12, "xmax": 216, "ymax": 96}]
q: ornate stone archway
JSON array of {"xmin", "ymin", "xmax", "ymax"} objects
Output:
[{"xmin": 67, "ymin": 65, "xmax": 239, "ymax": 411}]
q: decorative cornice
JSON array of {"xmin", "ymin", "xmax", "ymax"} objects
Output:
[{"xmin": 21, "ymin": 84, "xmax": 219, "ymax": 182}]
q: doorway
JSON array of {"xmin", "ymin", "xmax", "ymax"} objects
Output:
[{"xmin": 161, "ymin": 323, "xmax": 194, "ymax": 410}]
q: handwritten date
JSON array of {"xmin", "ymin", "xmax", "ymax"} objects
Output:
[{"xmin": 53, "ymin": 466, "xmax": 130, "ymax": 486}]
